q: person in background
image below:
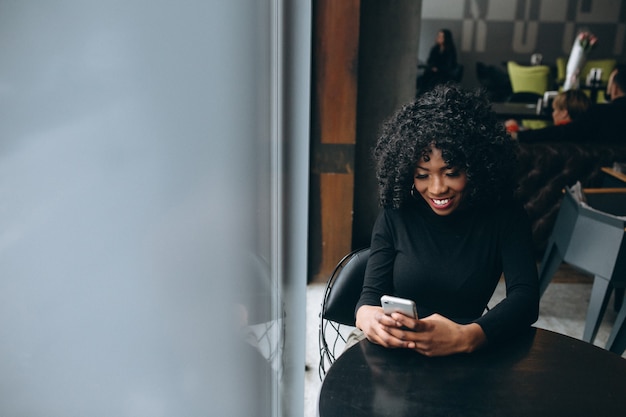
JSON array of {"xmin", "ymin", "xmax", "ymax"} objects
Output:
[
  {"xmin": 416, "ymin": 29, "xmax": 458, "ymax": 95},
  {"xmin": 354, "ymin": 84, "xmax": 539, "ymax": 357},
  {"xmin": 505, "ymin": 89, "xmax": 592, "ymax": 135},
  {"xmin": 511, "ymin": 65, "xmax": 626, "ymax": 143}
]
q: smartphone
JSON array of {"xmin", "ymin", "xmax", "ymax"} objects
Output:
[{"xmin": 380, "ymin": 295, "xmax": 418, "ymax": 319}]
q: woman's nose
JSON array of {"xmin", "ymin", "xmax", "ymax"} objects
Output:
[{"xmin": 429, "ymin": 176, "xmax": 447, "ymax": 194}]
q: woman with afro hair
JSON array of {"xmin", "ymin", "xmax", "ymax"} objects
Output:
[{"xmin": 354, "ymin": 84, "xmax": 539, "ymax": 356}]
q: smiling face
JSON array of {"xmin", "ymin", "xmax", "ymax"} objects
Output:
[{"xmin": 413, "ymin": 147, "xmax": 467, "ymax": 216}]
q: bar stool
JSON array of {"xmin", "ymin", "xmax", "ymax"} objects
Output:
[{"xmin": 538, "ymin": 184, "xmax": 626, "ymax": 353}]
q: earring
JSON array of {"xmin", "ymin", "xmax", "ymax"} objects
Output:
[{"xmin": 410, "ymin": 184, "xmax": 419, "ymax": 200}]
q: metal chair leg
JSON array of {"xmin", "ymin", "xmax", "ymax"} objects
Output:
[
  {"xmin": 614, "ymin": 288, "xmax": 624, "ymax": 312},
  {"xmin": 583, "ymin": 276, "xmax": 612, "ymax": 343},
  {"xmin": 606, "ymin": 301, "xmax": 626, "ymax": 355}
]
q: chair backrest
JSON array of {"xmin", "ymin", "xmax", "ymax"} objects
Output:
[
  {"xmin": 581, "ymin": 59, "xmax": 616, "ymax": 84},
  {"xmin": 476, "ymin": 61, "xmax": 513, "ymax": 101},
  {"xmin": 450, "ymin": 64, "xmax": 464, "ymax": 83},
  {"xmin": 322, "ymin": 247, "xmax": 370, "ymax": 325},
  {"xmin": 318, "ymin": 247, "xmax": 369, "ymax": 378},
  {"xmin": 556, "ymin": 57, "xmax": 616, "ymax": 101},
  {"xmin": 556, "ymin": 57, "xmax": 567, "ymax": 85},
  {"xmin": 553, "ymin": 186, "xmax": 626, "ymax": 280},
  {"xmin": 507, "ymin": 61, "xmax": 551, "ymax": 95},
  {"xmin": 583, "ymin": 59, "xmax": 617, "ymax": 102}
]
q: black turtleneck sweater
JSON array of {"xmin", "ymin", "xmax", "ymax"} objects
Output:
[{"xmin": 356, "ymin": 197, "xmax": 539, "ymax": 344}]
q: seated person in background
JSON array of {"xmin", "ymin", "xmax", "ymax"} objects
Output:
[
  {"xmin": 505, "ymin": 89, "xmax": 591, "ymax": 135},
  {"xmin": 510, "ymin": 65, "xmax": 626, "ymax": 143},
  {"xmin": 354, "ymin": 84, "xmax": 539, "ymax": 357},
  {"xmin": 416, "ymin": 29, "xmax": 457, "ymax": 95}
]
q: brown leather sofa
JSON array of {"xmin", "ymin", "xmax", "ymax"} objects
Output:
[{"xmin": 515, "ymin": 142, "xmax": 626, "ymax": 258}]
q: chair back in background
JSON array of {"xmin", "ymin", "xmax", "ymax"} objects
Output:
[
  {"xmin": 556, "ymin": 57, "xmax": 616, "ymax": 102},
  {"xmin": 582, "ymin": 59, "xmax": 616, "ymax": 83},
  {"xmin": 318, "ymin": 247, "xmax": 369, "ymax": 378},
  {"xmin": 557, "ymin": 57, "xmax": 617, "ymax": 85},
  {"xmin": 507, "ymin": 61, "xmax": 551, "ymax": 129},
  {"xmin": 450, "ymin": 64, "xmax": 464, "ymax": 83},
  {"xmin": 507, "ymin": 61, "xmax": 551, "ymax": 95},
  {"xmin": 583, "ymin": 59, "xmax": 617, "ymax": 102}
]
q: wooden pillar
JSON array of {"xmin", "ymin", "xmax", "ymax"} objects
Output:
[{"xmin": 309, "ymin": 0, "xmax": 360, "ymax": 282}]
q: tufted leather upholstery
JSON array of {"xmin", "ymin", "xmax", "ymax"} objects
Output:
[{"xmin": 515, "ymin": 142, "xmax": 626, "ymax": 258}]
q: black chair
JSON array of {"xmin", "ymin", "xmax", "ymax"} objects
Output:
[
  {"xmin": 318, "ymin": 247, "xmax": 369, "ymax": 379},
  {"xmin": 450, "ymin": 64, "xmax": 464, "ymax": 83},
  {"xmin": 476, "ymin": 61, "xmax": 512, "ymax": 102},
  {"xmin": 416, "ymin": 64, "xmax": 464, "ymax": 97}
]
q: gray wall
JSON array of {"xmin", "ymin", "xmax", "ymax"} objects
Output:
[{"xmin": 352, "ymin": 0, "xmax": 423, "ymax": 249}]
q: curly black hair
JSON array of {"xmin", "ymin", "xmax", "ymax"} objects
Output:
[{"xmin": 373, "ymin": 83, "xmax": 518, "ymax": 209}]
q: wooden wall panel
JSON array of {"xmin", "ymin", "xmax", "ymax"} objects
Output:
[
  {"xmin": 309, "ymin": 0, "xmax": 361, "ymax": 282},
  {"xmin": 319, "ymin": 173, "xmax": 354, "ymax": 275},
  {"xmin": 314, "ymin": 0, "xmax": 360, "ymax": 145}
]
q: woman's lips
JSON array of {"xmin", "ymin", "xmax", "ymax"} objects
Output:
[{"xmin": 430, "ymin": 197, "xmax": 452, "ymax": 210}]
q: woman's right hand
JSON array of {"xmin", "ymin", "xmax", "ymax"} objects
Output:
[{"xmin": 355, "ymin": 305, "xmax": 418, "ymax": 349}]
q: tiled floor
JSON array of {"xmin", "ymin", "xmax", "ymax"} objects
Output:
[{"xmin": 304, "ymin": 277, "xmax": 623, "ymax": 417}]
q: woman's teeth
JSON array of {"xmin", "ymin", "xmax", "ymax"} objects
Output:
[{"xmin": 433, "ymin": 198, "xmax": 450, "ymax": 206}]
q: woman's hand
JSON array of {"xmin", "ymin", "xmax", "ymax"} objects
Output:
[
  {"xmin": 504, "ymin": 119, "xmax": 520, "ymax": 139},
  {"xmin": 355, "ymin": 305, "xmax": 420, "ymax": 349},
  {"xmin": 392, "ymin": 313, "xmax": 487, "ymax": 356},
  {"xmin": 356, "ymin": 306, "xmax": 487, "ymax": 356}
]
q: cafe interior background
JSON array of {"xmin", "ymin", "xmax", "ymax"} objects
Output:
[{"xmin": 309, "ymin": 0, "xmax": 626, "ymax": 284}]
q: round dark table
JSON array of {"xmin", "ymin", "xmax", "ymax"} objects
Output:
[{"xmin": 318, "ymin": 328, "xmax": 626, "ymax": 417}]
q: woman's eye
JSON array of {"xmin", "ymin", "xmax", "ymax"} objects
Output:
[
  {"xmin": 446, "ymin": 170, "xmax": 461, "ymax": 177},
  {"xmin": 415, "ymin": 174, "xmax": 428, "ymax": 180}
]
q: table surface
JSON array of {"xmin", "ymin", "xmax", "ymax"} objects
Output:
[
  {"xmin": 319, "ymin": 327, "xmax": 626, "ymax": 417},
  {"xmin": 491, "ymin": 102, "xmax": 553, "ymax": 120},
  {"xmin": 602, "ymin": 166, "xmax": 626, "ymax": 185}
]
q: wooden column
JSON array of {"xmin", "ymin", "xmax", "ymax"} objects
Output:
[{"xmin": 309, "ymin": 0, "xmax": 360, "ymax": 282}]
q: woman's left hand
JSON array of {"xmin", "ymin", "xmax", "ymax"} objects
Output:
[{"xmin": 389, "ymin": 313, "xmax": 487, "ymax": 356}]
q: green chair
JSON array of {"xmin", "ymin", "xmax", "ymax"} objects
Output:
[
  {"xmin": 582, "ymin": 59, "xmax": 617, "ymax": 102},
  {"xmin": 507, "ymin": 61, "xmax": 552, "ymax": 95},
  {"xmin": 556, "ymin": 56, "xmax": 567, "ymax": 86},
  {"xmin": 507, "ymin": 61, "xmax": 552, "ymax": 129},
  {"xmin": 556, "ymin": 57, "xmax": 616, "ymax": 102},
  {"xmin": 582, "ymin": 59, "xmax": 616, "ymax": 83}
]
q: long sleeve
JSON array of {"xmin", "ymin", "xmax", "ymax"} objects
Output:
[
  {"xmin": 473, "ymin": 204, "xmax": 539, "ymax": 342},
  {"xmin": 355, "ymin": 200, "xmax": 539, "ymax": 344}
]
